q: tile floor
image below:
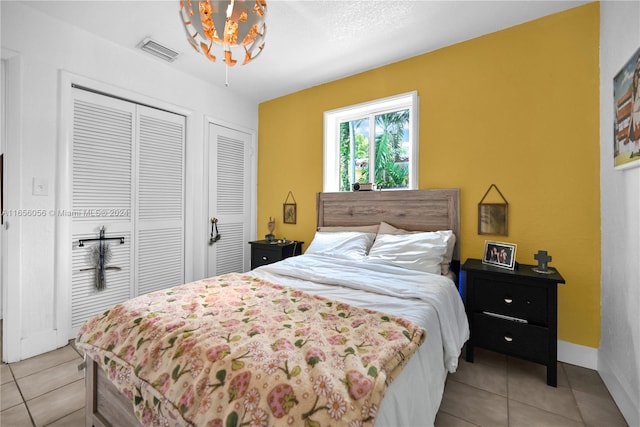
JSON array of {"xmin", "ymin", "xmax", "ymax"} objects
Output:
[
  {"xmin": 1, "ymin": 342, "xmax": 85, "ymax": 426},
  {"xmin": 435, "ymin": 348, "xmax": 628, "ymax": 427},
  {"xmin": 0, "ymin": 341, "xmax": 629, "ymax": 426}
]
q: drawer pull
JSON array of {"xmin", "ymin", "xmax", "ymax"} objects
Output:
[
  {"xmin": 504, "ymin": 335, "xmax": 513, "ymax": 342},
  {"xmin": 262, "ymin": 256, "xmax": 268, "ymax": 261},
  {"xmin": 504, "ymin": 298, "xmax": 513, "ymax": 304}
]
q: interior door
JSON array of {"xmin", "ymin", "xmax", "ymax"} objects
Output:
[
  {"xmin": 134, "ymin": 106, "xmax": 185, "ymax": 295},
  {"xmin": 69, "ymin": 88, "xmax": 185, "ymax": 334},
  {"xmin": 207, "ymin": 123, "xmax": 253, "ymax": 276},
  {"xmin": 70, "ymin": 89, "xmax": 135, "ymax": 331}
]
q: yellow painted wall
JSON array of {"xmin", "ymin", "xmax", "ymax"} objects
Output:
[{"xmin": 257, "ymin": 3, "xmax": 600, "ymax": 348}]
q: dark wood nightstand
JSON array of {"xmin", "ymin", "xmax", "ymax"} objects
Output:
[
  {"xmin": 249, "ymin": 240, "xmax": 303, "ymax": 269},
  {"xmin": 462, "ymin": 258, "xmax": 565, "ymax": 386}
]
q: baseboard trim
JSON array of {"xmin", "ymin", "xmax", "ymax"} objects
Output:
[
  {"xmin": 557, "ymin": 340, "xmax": 598, "ymax": 369},
  {"xmin": 599, "ymin": 357, "xmax": 639, "ymax": 427}
]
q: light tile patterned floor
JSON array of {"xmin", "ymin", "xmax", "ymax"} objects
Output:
[
  {"xmin": 435, "ymin": 348, "xmax": 629, "ymax": 427},
  {"xmin": 1, "ymin": 343, "xmax": 84, "ymax": 426},
  {"xmin": 0, "ymin": 342, "xmax": 629, "ymax": 426}
]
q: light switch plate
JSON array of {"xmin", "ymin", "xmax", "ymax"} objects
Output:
[{"xmin": 32, "ymin": 177, "xmax": 49, "ymax": 196}]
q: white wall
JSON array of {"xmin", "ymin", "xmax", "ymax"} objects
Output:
[
  {"xmin": 599, "ymin": 2, "xmax": 640, "ymax": 426},
  {"xmin": 0, "ymin": 2, "xmax": 258, "ymax": 362}
]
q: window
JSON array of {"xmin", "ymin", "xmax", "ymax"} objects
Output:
[{"xmin": 324, "ymin": 91, "xmax": 418, "ymax": 192}]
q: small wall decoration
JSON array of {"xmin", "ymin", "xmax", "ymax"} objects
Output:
[
  {"xmin": 533, "ymin": 250, "xmax": 556, "ymax": 274},
  {"xmin": 478, "ymin": 184, "xmax": 508, "ymax": 236},
  {"xmin": 283, "ymin": 191, "xmax": 297, "ymax": 224},
  {"xmin": 78, "ymin": 226, "xmax": 124, "ymax": 290},
  {"xmin": 482, "ymin": 240, "xmax": 517, "ymax": 270},
  {"xmin": 209, "ymin": 217, "xmax": 220, "ymax": 244},
  {"xmin": 614, "ymin": 47, "xmax": 640, "ymax": 170}
]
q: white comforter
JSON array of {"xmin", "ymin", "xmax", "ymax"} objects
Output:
[{"xmin": 248, "ymin": 254, "xmax": 469, "ymax": 426}]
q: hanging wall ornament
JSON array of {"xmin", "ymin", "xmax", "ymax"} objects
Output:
[
  {"xmin": 478, "ymin": 184, "xmax": 509, "ymax": 236},
  {"xmin": 92, "ymin": 239, "xmax": 111, "ymax": 291},
  {"xmin": 283, "ymin": 191, "xmax": 297, "ymax": 224},
  {"xmin": 79, "ymin": 226, "xmax": 123, "ymax": 291}
]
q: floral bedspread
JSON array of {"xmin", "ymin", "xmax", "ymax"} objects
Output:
[{"xmin": 76, "ymin": 273, "xmax": 426, "ymax": 427}]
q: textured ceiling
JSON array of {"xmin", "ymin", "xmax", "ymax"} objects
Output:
[{"xmin": 22, "ymin": 0, "xmax": 590, "ymax": 104}]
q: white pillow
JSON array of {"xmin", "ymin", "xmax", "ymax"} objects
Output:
[
  {"xmin": 305, "ymin": 231, "xmax": 376, "ymax": 260},
  {"xmin": 377, "ymin": 222, "xmax": 456, "ymax": 274},
  {"xmin": 435, "ymin": 230, "xmax": 456, "ymax": 274},
  {"xmin": 367, "ymin": 232, "xmax": 448, "ymax": 274}
]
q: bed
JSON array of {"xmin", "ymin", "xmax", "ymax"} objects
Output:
[{"xmin": 78, "ymin": 188, "xmax": 469, "ymax": 427}]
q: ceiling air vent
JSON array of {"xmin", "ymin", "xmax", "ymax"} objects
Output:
[{"xmin": 138, "ymin": 38, "xmax": 180, "ymax": 63}]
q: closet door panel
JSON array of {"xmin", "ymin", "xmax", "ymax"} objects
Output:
[
  {"xmin": 135, "ymin": 106, "xmax": 185, "ymax": 295},
  {"xmin": 207, "ymin": 124, "xmax": 252, "ymax": 276},
  {"xmin": 70, "ymin": 90, "xmax": 135, "ymax": 333},
  {"xmin": 69, "ymin": 90, "xmax": 186, "ymax": 335}
]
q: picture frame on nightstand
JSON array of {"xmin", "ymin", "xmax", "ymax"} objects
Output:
[{"xmin": 482, "ymin": 240, "xmax": 517, "ymax": 270}]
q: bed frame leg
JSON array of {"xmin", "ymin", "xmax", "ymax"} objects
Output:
[{"xmin": 85, "ymin": 356, "xmax": 98, "ymax": 427}]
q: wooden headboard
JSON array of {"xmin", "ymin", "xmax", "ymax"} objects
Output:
[{"xmin": 316, "ymin": 189, "xmax": 460, "ymax": 260}]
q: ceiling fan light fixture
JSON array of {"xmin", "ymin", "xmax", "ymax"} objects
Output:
[{"xmin": 138, "ymin": 38, "xmax": 181, "ymax": 63}]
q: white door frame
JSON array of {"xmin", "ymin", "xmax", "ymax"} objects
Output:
[
  {"xmin": 1, "ymin": 53, "xmax": 23, "ymax": 362},
  {"xmin": 1, "ymin": 58, "xmax": 5, "ymax": 321}
]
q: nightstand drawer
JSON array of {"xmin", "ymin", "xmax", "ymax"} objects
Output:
[
  {"xmin": 474, "ymin": 278, "xmax": 547, "ymax": 324},
  {"xmin": 251, "ymin": 248, "xmax": 280, "ymax": 268},
  {"xmin": 473, "ymin": 313, "xmax": 549, "ymax": 363},
  {"xmin": 249, "ymin": 240, "xmax": 304, "ymax": 269}
]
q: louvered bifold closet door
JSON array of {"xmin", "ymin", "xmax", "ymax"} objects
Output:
[
  {"xmin": 208, "ymin": 124, "xmax": 252, "ymax": 276},
  {"xmin": 71, "ymin": 90, "xmax": 135, "ymax": 331},
  {"xmin": 135, "ymin": 106, "xmax": 185, "ymax": 295}
]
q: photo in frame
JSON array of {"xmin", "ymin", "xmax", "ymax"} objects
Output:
[
  {"xmin": 477, "ymin": 184, "xmax": 508, "ymax": 236},
  {"xmin": 283, "ymin": 191, "xmax": 297, "ymax": 224},
  {"xmin": 613, "ymin": 47, "xmax": 640, "ymax": 170},
  {"xmin": 482, "ymin": 240, "xmax": 517, "ymax": 270},
  {"xmin": 478, "ymin": 203, "xmax": 508, "ymax": 235},
  {"xmin": 283, "ymin": 203, "xmax": 296, "ymax": 224}
]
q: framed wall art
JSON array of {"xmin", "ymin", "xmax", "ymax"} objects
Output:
[
  {"xmin": 477, "ymin": 184, "xmax": 508, "ymax": 236},
  {"xmin": 482, "ymin": 240, "xmax": 517, "ymax": 270},
  {"xmin": 283, "ymin": 191, "xmax": 297, "ymax": 224},
  {"xmin": 614, "ymin": 47, "xmax": 640, "ymax": 170}
]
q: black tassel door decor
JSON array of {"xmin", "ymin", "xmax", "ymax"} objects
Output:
[{"xmin": 79, "ymin": 226, "xmax": 124, "ymax": 291}]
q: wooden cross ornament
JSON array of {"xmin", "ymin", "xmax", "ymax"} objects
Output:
[{"xmin": 534, "ymin": 250, "xmax": 552, "ymax": 272}]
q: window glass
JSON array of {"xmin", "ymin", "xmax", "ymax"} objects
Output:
[{"xmin": 324, "ymin": 92, "xmax": 417, "ymax": 192}]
